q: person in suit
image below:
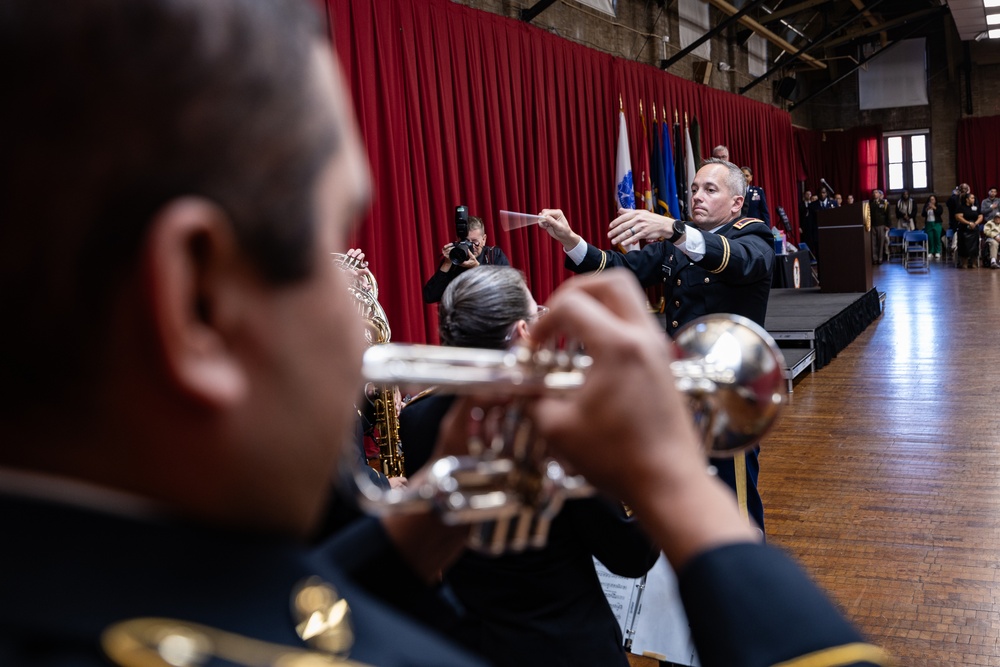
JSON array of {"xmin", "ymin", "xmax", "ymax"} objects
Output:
[
  {"xmin": 0, "ymin": 1, "xmax": 889, "ymax": 666},
  {"xmin": 537, "ymin": 158, "xmax": 773, "ymax": 536},
  {"xmin": 401, "ymin": 266, "xmax": 659, "ymax": 667},
  {"xmin": 422, "ymin": 216, "xmax": 510, "ymax": 303},
  {"xmin": 740, "ymin": 166, "xmax": 771, "ymax": 228}
]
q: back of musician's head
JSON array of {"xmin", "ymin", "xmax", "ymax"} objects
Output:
[
  {"xmin": 0, "ymin": 0, "xmax": 333, "ymax": 415},
  {"xmin": 439, "ymin": 267, "xmax": 533, "ymax": 350}
]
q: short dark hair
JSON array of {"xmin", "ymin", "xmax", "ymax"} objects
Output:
[
  {"xmin": 0, "ymin": 0, "xmax": 334, "ymax": 412},
  {"xmin": 439, "ymin": 267, "xmax": 532, "ymax": 350}
]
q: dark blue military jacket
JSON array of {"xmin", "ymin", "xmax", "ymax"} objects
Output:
[
  {"xmin": 0, "ymin": 492, "xmax": 485, "ymax": 667},
  {"xmin": 566, "ymin": 217, "xmax": 774, "ymax": 337},
  {"xmin": 742, "ymin": 185, "xmax": 771, "ymax": 227}
]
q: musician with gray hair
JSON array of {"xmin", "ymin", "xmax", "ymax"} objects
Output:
[{"xmin": 400, "ymin": 266, "xmax": 659, "ymax": 667}]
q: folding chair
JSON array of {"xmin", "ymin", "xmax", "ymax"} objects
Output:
[
  {"xmin": 903, "ymin": 230, "xmax": 929, "ymax": 272},
  {"xmin": 943, "ymin": 228, "xmax": 954, "ymax": 263},
  {"xmin": 797, "ymin": 242, "xmax": 820, "ymax": 287},
  {"xmin": 887, "ymin": 228, "xmax": 906, "ymax": 263}
]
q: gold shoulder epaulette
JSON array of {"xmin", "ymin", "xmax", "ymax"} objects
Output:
[
  {"xmin": 102, "ymin": 616, "xmax": 371, "ymax": 667},
  {"xmin": 732, "ymin": 217, "xmax": 763, "ymax": 230}
]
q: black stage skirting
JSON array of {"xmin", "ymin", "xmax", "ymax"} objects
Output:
[{"xmin": 764, "ymin": 287, "xmax": 881, "ymax": 369}]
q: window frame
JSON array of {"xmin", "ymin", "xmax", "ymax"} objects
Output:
[{"xmin": 882, "ymin": 129, "xmax": 932, "ymax": 195}]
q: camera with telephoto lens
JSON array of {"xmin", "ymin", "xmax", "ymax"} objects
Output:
[{"xmin": 449, "ymin": 205, "xmax": 474, "ymax": 265}]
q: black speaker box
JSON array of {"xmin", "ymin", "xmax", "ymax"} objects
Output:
[{"xmin": 776, "ymin": 76, "xmax": 797, "ymax": 100}]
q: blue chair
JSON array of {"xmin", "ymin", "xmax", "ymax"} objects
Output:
[
  {"xmin": 903, "ymin": 230, "xmax": 929, "ymax": 271},
  {"xmin": 944, "ymin": 228, "xmax": 954, "ymax": 263},
  {"xmin": 887, "ymin": 228, "xmax": 907, "ymax": 263}
]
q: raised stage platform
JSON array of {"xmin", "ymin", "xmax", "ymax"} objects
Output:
[{"xmin": 765, "ymin": 287, "xmax": 882, "ymax": 389}]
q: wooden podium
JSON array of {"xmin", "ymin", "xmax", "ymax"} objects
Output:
[{"xmin": 816, "ymin": 203, "xmax": 872, "ymax": 293}]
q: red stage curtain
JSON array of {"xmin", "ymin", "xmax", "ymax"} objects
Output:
[
  {"xmin": 958, "ymin": 115, "xmax": 1000, "ymax": 198},
  {"xmin": 325, "ymin": 0, "xmax": 801, "ymax": 343},
  {"xmin": 793, "ymin": 126, "xmax": 883, "ymax": 201}
]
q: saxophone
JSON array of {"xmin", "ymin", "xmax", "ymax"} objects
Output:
[{"xmin": 334, "ymin": 253, "xmax": 406, "ymax": 478}]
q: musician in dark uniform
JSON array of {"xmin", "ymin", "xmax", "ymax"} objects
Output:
[
  {"xmin": 1, "ymin": 1, "xmax": 887, "ymax": 666},
  {"xmin": 539, "ymin": 158, "xmax": 774, "ymax": 536},
  {"xmin": 403, "ymin": 266, "xmax": 659, "ymax": 667},
  {"xmin": 422, "ymin": 216, "xmax": 510, "ymax": 303},
  {"xmin": 740, "ymin": 166, "xmax": 771, "ymax": 228}
]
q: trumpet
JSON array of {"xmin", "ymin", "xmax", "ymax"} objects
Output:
[{"xmin": 356, "ymin": 314, "xmax": 786, "ymax": 553}]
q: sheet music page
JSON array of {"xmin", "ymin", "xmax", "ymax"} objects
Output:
[
  {"xmin": 594, "ymin": 558, "xmax": 637, "ymax": 636},
  {"xmin": 599, "ymin": 554, "xmax": 700, "ymax": 666}
]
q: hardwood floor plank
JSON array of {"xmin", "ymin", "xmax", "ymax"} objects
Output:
[{"xmin": 762, "ymin": 258, "xmax": 1000, "ymax": 666}]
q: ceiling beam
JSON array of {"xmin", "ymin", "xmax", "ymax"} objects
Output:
[
  {"xmin": 821, "ymin": 6, "xmax": 942, "ymax": 50},
  {"xmin": 759, "ymin": 0, "xmax": 828, "ymax": 25},
  {"xmin": 703, "ymin": 0, "xmax": 827, "ymax": 70},
  {"xmin": 519, "ymin": 0, "xmax": 557, "ymax": 23},
  {"xmin": 661, "ymin": 0, "xmax": 770, "ymax": 69},
  {"xmin": 739, "ymin": 0, "xmax": 889, "ymax": 95},
  {"xmin": 790, "ymin": 7, "xmax": 948, "ymax": 111}
]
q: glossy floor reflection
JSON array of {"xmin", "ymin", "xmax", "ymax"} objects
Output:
[{"xmin": 763, "ymin": 256, "xmax": 1000, "ymax": 667}]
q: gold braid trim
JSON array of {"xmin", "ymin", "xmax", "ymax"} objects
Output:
[
  {"xmin": 771, "ymin": 642, "xmax": 893, "ymax": 667},
  {"xmin": 597, "ymin": 250, "xmax": 608, "ymax": 273},
  {"xmin": 709, "ymin": 236, "xmax": 730, "ymax": 274}
]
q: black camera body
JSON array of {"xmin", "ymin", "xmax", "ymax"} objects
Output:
[{"xmin": 449, "ymin": 205, "xmax": 474, "ymax": 265}]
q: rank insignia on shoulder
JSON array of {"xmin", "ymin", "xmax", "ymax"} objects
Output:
[{"xmin": 732, "ymin": 218, "xmax": 761, "ymax": 230}]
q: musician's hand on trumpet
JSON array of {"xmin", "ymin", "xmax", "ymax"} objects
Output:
[{"xmin": 528, "ymin": 270, "xmax": 760, "ymax": 569}]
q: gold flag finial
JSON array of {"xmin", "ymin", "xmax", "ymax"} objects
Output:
[
  {"xmin": 619, "ymin": 94, "xmax": 623, "ymax": 111},
  {"xmin": 674, "ymin": 109, "xmax": 678, "ymax": 124},
  {"xmin": 639, "ymin": 100, "xmax": 644, "ymax": 116},
  {"xmin": 684, "ymin": 111, "xmax": 689, "ymax": 126},
  {"xmin": 652, "ymin": 104, "xmax": 657, "ymax": 122}
]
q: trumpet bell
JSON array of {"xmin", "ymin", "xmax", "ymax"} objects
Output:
[{"xmin": 671, "ymin": 314, "xmax": 786, "ymax": 455}]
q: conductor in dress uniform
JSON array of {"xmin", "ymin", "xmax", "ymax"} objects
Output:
[
  {"xmin": 538, "ymin": 158, "xmax": 774, "ymax": 536},
  {"xmin": 1, "ymin": 2, "xmax": 888, "ymax": 666}
]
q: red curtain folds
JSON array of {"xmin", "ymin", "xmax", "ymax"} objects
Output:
[
  {"xmin": 957, "ymin": 115, "xmax": 1000, "ymax": 198},
  {"xmin": 793, "ymin": 126, "xmax": 883, "ymax": 202},
  {"xmin": 326, "ymin": 0, "xmax": 800, "ymax": 344}
]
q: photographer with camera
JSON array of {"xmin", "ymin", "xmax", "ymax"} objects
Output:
[{"xmin": 422, "ymin": 206, "xmax": 510, "ymax": 303}]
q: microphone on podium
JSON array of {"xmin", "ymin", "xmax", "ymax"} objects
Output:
[{"xmin": 819, "ymin": 178, "xmax": 836, "ymax": 196}]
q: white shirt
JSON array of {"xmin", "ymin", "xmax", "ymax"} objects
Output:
[{"xmin": 565, "ymin": 222, "xmax": 724, "ymax": 265}]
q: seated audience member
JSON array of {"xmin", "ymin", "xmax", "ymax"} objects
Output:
[
  {"xmin": 0, "ymin": 2, "xmax": 891, "ymax": 667},
  {"xmin": 981, "ymin": 187, "xmax": 1000, "ymax": 267},
  {"xmin": 847, "ymin": 194, "xmax": 855, "ymax": 205},
  {"xmin": 955, "ymin": 192, "xmax": 983, "ymax": 269},
  {"xmin": 895, "ymin": 190, "xmax": 915, "ymax": 230},
  {"xmin": 401, "ymin": 266, "xmax": 659, "ymax": 667},
  {"xmin": 712, "ymin": 145, "xmax": 730, "ymax": 161},
  {"xmin": 422, "ymin": 215, "xmax": 510, "ymax": 304}
]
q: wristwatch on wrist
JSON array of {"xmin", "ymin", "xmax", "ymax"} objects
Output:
[{"xmin": 667, "ymin": 220, "xmax": 686, "ymax": 244}]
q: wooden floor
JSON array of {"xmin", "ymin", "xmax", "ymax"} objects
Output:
[{"xmin": 763, "ymin": 256, "xmax": 1000, "ymax": 667}]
